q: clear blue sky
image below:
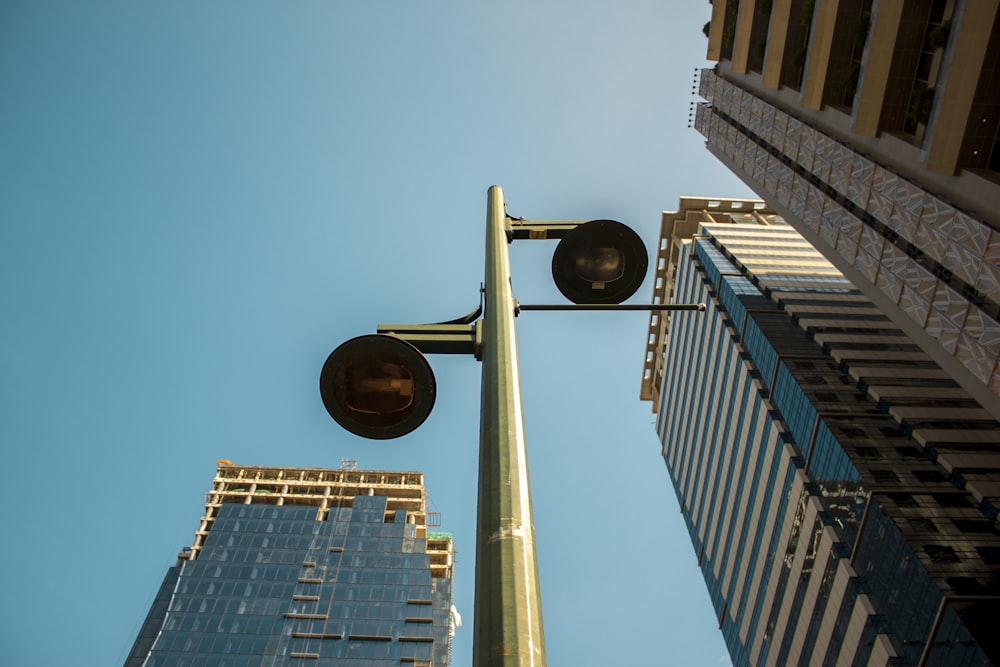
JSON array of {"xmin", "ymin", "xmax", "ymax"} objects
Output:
[{"xmin": 0, "ymin": 2, "xmax": 756, "ymax": 665}]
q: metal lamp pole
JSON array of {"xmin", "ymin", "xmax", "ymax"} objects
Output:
[
  {"xmin": 474, "ymin": 185, "xmax": 545, "ymax": 666},
  {"xmin": 320, "ymin": 185, "xmax": 705, "ymax": 667}
]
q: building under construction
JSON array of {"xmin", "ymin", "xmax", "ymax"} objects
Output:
[{"xmin": 125, "ymin": 460, "xmax": 456, "ymax": 667}]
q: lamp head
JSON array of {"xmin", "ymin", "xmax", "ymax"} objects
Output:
[
  {"xmin": 551, "ymin": 219, "xmax": 648, "ymax": 304},
  {"xmin": 319, "ymin": 334, "xmax": 436, "ymax": 440}
]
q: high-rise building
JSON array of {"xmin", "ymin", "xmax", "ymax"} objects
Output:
[
  {"xmin": 642, "ymin": 197, "xmax": 1000, "ymax": 666},
  {"xmin": 124, "ymin": 461, "xmax": 456, "ymax": 667},
  {"xmin": 695, "ymin": 1, "xmax": 1000, "ymax": 418}
]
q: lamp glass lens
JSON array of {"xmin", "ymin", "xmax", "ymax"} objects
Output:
[{"xmin": 574, "ymin": 246, "xmax": 624, "ymax": 284}]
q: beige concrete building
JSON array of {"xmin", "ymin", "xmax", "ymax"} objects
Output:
[{"xmin": 697, "ymin": 0, "xmax": 1000, "ymax": 419}]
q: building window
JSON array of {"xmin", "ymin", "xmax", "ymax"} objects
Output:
[{"xmin": 924, "ymin": 544, "xmax": 961, "ymax": 564}]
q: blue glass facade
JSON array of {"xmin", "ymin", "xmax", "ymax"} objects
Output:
[
  {"xmin": 646, "ymin": 208, "xmax": 1000, "ymax": 666},
  {"xmin": 126, "ymin": 466, "xmax": 454, "ymax": 667}
]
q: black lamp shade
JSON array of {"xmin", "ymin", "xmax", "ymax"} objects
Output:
[
  {"xmin": 319, "ymin": 334, "xmax": 436, "ymax": 440},
  {"xmin": 552, "ymin": 219, "xmax": 648, "ymax": 304}
]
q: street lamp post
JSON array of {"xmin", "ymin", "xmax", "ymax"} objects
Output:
[
  {"xmin": 319, "ymin": 185, "xmax": 703, "ymax": 666},
  {"xmin": 474, "ymin": 185, "xmax": 544, "ymax": 665}
]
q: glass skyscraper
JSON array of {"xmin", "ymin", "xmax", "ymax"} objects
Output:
[
  {"xmin": 125, "ymin": 462, "xmax": 456, "ymax": 667},
  {"xmin": 642, "ymin": 198, "xmax": 1000, "ymax": 666}
]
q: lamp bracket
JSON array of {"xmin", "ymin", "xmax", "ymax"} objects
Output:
[
  {"xmin": 507, "ymin": 218, "xmax": 588, "ymax": 241},
  {"xmin": 515, "ymin": 302, "xmax": 705, "ymax": 313},
  {"xmin": 376, "ymin": 321, "xmax": 481, "ymax": 358}
]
